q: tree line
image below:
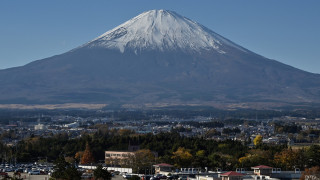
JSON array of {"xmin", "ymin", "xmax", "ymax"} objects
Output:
[{"xmin": 0, "ymin": 129, "xmax": 320, "ymax": 171}]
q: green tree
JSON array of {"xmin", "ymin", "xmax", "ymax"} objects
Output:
[
  {"xmin": 93, "ymin": 164, "xmax": 112, "ymax": 180},
  {"xmin": 193, "ymin": 150, "xmax": 207, "ymax": 168},
  {"xmin": 208, "ymin": 153, "xmax": 222, "ymax": 169},
  {"xmin": 208, "ymin": 153, "xmax": 235, "ymax": 170},
  {"xmin": 130, "ymin": 149, "xmax": 156, "ymax": 173},
  {"xmin": 205, "ymin": 129, "xmax": 221, "ymax": 138},
  {"xmin": 64, "ymin": 166, "xmax": 82, "ymax": 180},
  {"xmin": 305, "ymin": 145, "xmax": 320, "ymax": 167},
  {"xmin": 65, "ymin": 156, "xmax": 75, "ymax": 164},
  {"xmin": 52, "ymin": 156, "xmax": 82, "ymax": 180},
  {"xmin": 52, "ymin": 156, "xmax": 69, "ymax": 179}
]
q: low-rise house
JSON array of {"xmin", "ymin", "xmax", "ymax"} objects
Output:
[
  {"xmin": 153, "ymin": 163, "xmax": 174, "ymax": 175},
  {"xmin": 252, "ymin": 165, "xmax": 273, "ymax": 176},
  {"xmin": 220, "ymin": 171, "xmax": 244, "ymax": 180}
]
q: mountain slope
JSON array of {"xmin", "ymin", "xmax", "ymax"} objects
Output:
[{"xmin": 0, "ymin": 10, "xmax": 319, "ymax": 108}]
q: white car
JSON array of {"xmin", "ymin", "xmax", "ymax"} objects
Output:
[{"xmin": 29, "ymin": 170, "xmax": 40, "ymax": 175}]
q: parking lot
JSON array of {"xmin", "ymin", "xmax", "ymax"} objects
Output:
[
  {"xmin": 6, "ymin": 172, "xmax": 50, "ymax": 180},
  {"xmin": 113, "ymin": 175, "xmax": 125, "ymax": 180},
  {"xmin": 3, "ymin": 173, "xmax": 128, "ymax": 180}
]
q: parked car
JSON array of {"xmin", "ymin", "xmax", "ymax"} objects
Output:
[
  {"xmin": 123, "ymin": 174, "xmax": 132, "ymax": 179},
  {"xmin": 142, "ymin": 175, "xmax": 154, "ymax": 180},
  {"xmin": 81, "ymin": 173, "xmax": 93, "ymax": 179},
  {"xmin": 0, "ymin": 172, "xmax": 9, "ymax": 178},
  {"xmin": 29, "ymin": 170, "xmax": 41, "ymax": 175},
  {"xmin": 159, "ymin": 175, "xmax": 167, "ymax": 179},
  {"xmin": 150, "ymin": 177, "xmax": 160, "ymax": 180},
  {"xmin": 40, "ymin": 170, "xmax": 47, "ymax": 175},
  {"xmin": 24, "ymin": 168, "xmax": 31, "ymax": 173},
  {"xmin": 120, "ymin": 172, "xmax": 127, "ymax": 176},
  {"xmin": 155, "ymin": 174, "xmax": 167, "ymax": 179},
  {"xmin": 15, "ymin": 168, "xmax": 24, "ymax": 173},
  {"xmin": 5, "ymin": 168, "xmax": 14, "ymax": 172},
  {"xmin": 178, "ymin": 175, "xmax": 188, "ymax": 180},
  {"xmin": 167, "ymin": 175, "xmax": 180, "ymax": 180}
]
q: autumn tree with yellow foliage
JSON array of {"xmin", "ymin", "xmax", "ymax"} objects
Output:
[
  {"xmin": 238, "ymin": 149, "xmax": 273, "ymax": 168},
  {"xmin": 253, "ymin": 135, "xmax": 263, "ymax": 146},
  {"xmin": 274, "ymin": 148, "xmax": 305, "ymax": 170},
  {"xmin": 172, "ymin": 147, "xmax": 193, "ymax": 168}
]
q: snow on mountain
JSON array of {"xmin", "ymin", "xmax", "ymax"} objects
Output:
[{"xmin": 82, "ymin": 9, "xmax": 247, "ymax": 54}]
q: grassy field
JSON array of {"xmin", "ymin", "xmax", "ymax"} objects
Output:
[
  {"xmin": 290, "ymin": 143, "xmax": 320, "ymax": 150},
  {"xmin": 0, "ymin": 103, "xmax": 107, "ymax": 110}
]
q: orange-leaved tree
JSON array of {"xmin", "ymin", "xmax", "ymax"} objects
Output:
[
  {"xmin": 80, "ymin": 142, "xmax": 95, "ymax": 164},
  {"xmin": 300, "ymin": 166, "xmax": 320, "ymax": 180}
]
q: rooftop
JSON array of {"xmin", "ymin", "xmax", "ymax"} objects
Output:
[
  {"xmin": 251, "ymin": 165, "xmax": 273, "ymax": 169},
  {"xmin": 153, "ymin": 163, "xmax": 174, "ymax": 167},
  {"xmin": 221, "ymin": 171, "xmax": 244, "ymax": 176}
]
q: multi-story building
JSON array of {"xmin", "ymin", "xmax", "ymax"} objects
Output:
[{"xmin": 105, "ymin": 151, "xmax": 135, "ymax": 166}]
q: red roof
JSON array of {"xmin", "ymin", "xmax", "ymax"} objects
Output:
[
  {"xmin": 251, "ymin": 165, "xmax": 273, "ymax": 169},
  {"xmin": 220, "ymin": 171, "xmax": 244, "ymax": 176},
  {"xmin": 153, "ymin": 163, "xmax": 174, "ymax": 167}
]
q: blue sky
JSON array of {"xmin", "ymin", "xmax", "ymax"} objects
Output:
[{"xmin": 0, "ymin": 0, "xmax": 319, "ymax": 73}]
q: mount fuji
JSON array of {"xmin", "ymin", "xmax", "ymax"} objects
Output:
[
  {"xmin": 0, "ymin": 10, "xmax": 320, "ymax": 109},
  {"xmin": 80, "ymin": 10, "xmax": 246, "ymax": 54}
]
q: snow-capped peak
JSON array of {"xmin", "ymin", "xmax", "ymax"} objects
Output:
[{"xmin": 82, "ymin": 10, "xmax": 246, "ymax": 54}]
